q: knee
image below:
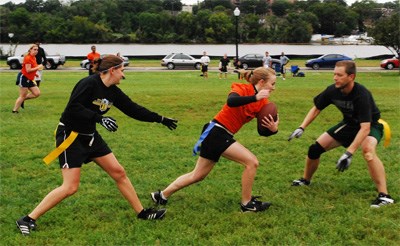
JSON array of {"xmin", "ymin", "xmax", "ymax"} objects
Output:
[
  {"xmin": 112, "ymin": 166, "xmax": 128, "ymax": 182},
  {"xmin": 308, "ymin": 142, "xmax": 326, "ymax": 160},
  {"xmin": 32, "ymin": 91, "xmax": 41, "ymax": 98},
  {"xmin": 62, "ymin": 183, "xmax": 79, "ymax": 196},
  {"xmin": 245, "ymin": 157, "xmax": 259, "ymax": 170},
  {"xmin": 362, "ymin": 148, "xmax": 375, "ymax": 162}
]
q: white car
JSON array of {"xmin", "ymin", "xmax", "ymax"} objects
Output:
[
  {"xmin": 80, "ymin": 55, "xmax": 129, "ymax": 69},
  {"xmin": 7, "ymin": 54, "xmax": 66, "ymax": 70},
  {"xmin": 161, "ymin": 53, "xmax": 202, "ymax": 70}
]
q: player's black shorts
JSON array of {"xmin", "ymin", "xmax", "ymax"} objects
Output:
[
  {"xmin": 199, "ymin": 122, "xmax": 236, "ymax": 162},
  {"xmin": 327, "ymin": 121, "xmax": 383, "ymax": 147},
  {"xmin": 202, "ymin": 65, "xmax": 208, "ymax": 72},
  {"xmin": 220, "ymin": 66, "xmax": 228, "ymax": 73},
  {"xmin": 16, "ymin": 72, "xmax": 36, "ymax": 88},
  {"xmin": 56, "ymin": 124, "xmax": 112, "ymax": 169}
]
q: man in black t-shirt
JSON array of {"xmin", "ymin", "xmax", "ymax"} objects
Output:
[
  {"xmin": 34, "ymin": 40, "xmax": 47, "ymax": 87},
  {"xmin": 288, "ymin": 60, "xmax": 394, "ymax": 208},
  {"xmin": 219, "ymin": 53, "xmax": 230, "ymax": 79}
]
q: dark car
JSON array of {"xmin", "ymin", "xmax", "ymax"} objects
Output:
[
  {"xmin": 305, "ymin": 54, "xmax": 352, "ymax": 70},
  {"xmin": 238, "ymin": 53, "xmax": 280, "ymax": 70},
  {"xmin": 380, "ymin": 57, "xmax": 399, "ymax": 70},
  {"xmin": 161, "ymin": 53, "xmax": 202, "ymax": 70}
]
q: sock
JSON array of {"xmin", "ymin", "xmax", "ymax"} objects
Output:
[
  {"xmin": 23, "ymin": 215, "xmax": 35, "ymax": 222},
  {"xmin": 160, "ymin": 191, "xmax": 167, "ymax": 200}
]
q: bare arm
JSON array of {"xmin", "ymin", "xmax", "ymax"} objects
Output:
[{"xmin": 347, "ymin": 122, "xmax": 370, "ymax": 154}]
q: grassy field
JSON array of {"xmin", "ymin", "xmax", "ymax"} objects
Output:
[
  {"xmin": 0, "ymin": 70, "xmax": 399, "ymax": 245},
  {"xmin": 0, "ymin": 57, "xmax": 387, "ymax": 68}
]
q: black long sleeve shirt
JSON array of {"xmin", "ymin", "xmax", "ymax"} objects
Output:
[{"xmin": 60, "ymin": 74, "xmax": 162, "ymax": 134}]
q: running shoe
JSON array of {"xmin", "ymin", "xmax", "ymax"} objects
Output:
[
  {"xmin": 137, "ymin": 208, "xmax": 167, "ymax": 220},
  {"xmin": 151, "ymin": 190, "xmax": 168, "ymax": 205},
  {"xmin": 370, "ymin": 193, "xmax": 394, "ymax": 208},
  {"xmin": 240, "ymin": 196, "xmax": 271, "ymax": 212},
  {"xmin": 291, "ymin": 177, "xmax": 310, "ymax": 186},
  {"xmin": 16, "ymin": 217, "xmax": 36, "ymax": 236}
]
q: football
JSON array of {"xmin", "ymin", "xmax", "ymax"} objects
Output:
[{"xmin": 257, "ymin": 102, "xmax": 278, "ymax": 136}]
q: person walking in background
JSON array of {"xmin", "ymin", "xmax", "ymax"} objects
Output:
[
  {"xmin": 262, "ymin": 51, "xmax": 272, "ymax": 68},
  {"xmin": 34, "ymin": 40, "xmax": 47, "ymax": 87},
  {"xmin": 87, "ymin": 45, "xmax": 100, "ymax": 75},
  {"xmin": 233, "ymin": 58, "xmax": 244, "ymax": 80},
  {"xmin": 151, "ymin": 67, "xmax": 279, "ymax": 213},
  {"xmin": 288, "ymin": 60, "xmax": 394, "ymax": 208},
  {"xmin": 219, "ymin": 53, "xmax": 230, "ymax": 79},
  {"xmin": 279, "ymin": 52, "xmax": 289, "ymax": 80},
  {"xmin": 200, "ymin": 51, "xmax": 210, "ymax": 79},
  {"xmin": 16, "ymin": 55, "xmax": 178, "ymax": 236},
  {"xmin": 12, "ymin": 44, "xmax": 43, "ymax": 113}
]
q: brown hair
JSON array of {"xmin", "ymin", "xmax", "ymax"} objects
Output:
[
  {"xmin": 92, "ymin": 54, "xmax": 124, "ymax": 74},
  {"xmin": 238, "ymin": 67, "xmax": 276, "ymax": 85},
  {"xmin": 336, "ymin": 60, "xmax": 356, "ymax": 75}
]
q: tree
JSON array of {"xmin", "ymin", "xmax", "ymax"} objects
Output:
[{"xmin": 369, "ymin": 13, "xmax": 400, "ymax": 56}]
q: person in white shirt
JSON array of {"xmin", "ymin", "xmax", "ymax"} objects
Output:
[
  {"xmin": 262, "ymin": 51, "xmax": 272, "ymax": 68},
  {"xmin": 200, "ymin": 51, "xmax": 210, "ymax": 79}
]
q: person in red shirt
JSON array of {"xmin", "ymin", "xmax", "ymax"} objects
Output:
[
  {"xmin": 87, "ymin": 45, "xmax": 100, "ymax": 75},
  {"xmin": 12, "ymin": 44, "xmax": 44, "ymax": 113},
  {"xmin": 151, "ymin": 67, "xmax": 279, "ymax": 213}
]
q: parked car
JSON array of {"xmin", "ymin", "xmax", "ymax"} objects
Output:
[
  {"xmin": 161, "ymin": 53, "xmax": 202, "ymax": 70},
  {"xmin": 7, "ymin": 53, "xmax": 66, "ymax": 70},
  {"xmin": 238, "ymin": 54, "xmax": 280, "ymax": 70},
  {"xmin": 380, "ymin": 57, "xmax": 399, "ymax": 70},
  {"xmin": 305, "ymin": 54, "xmax": 352, "ymax": 70},
  {"xmin": 80, "ymin": 55, "xmax": 129, "ymax": 70}
]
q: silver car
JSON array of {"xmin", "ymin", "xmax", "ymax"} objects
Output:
[
  {"xmin": 161, "ymin": 53, "xmax": 202, "ymax": 70},
  {"xmin": 80, "ymin": 55, "xmax": 129, "ymax": 70}
]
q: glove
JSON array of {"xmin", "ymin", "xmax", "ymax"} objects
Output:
[
  {"xmin": 100, "ymin": 116, "xmax": 118, "ymax": 132},
  {"xmin": 161, "ymin": 116, "xmax": 178, "ymax": 130},
  {"xmin": 336, "ymin": 151, "xmax": 352, "ymax": 172},
  {"xmin": 288, "ymin": 127, "xmax": 304, "ymax": 141}
]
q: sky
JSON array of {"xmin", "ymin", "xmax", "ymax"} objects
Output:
[{"xmin": 0, "ymin": 0, "xmax": 395, "ymax": 5}]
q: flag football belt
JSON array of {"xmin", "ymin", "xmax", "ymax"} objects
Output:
[
  {"xmin": 378, "ymin": 119, "xmax": 391, "ymax": 147},
  {"xmin": 43, "ymin": 123, "xmax": 95, "ymax": 165}
]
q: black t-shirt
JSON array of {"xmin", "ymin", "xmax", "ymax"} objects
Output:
[
  {"xmin": 220, "ymin": 57, "xmax": 230, "ymax": 68},
  {"xmin": 60, "ymin": 74, "xmax": 162, "ymax": 133},
  {"xmin": 314, "ymin": 82, "xmax": 380, "ymax": 125},
  {"xmin": 35, "ymin": 47, "xmax": 47, "ymax": 65}
]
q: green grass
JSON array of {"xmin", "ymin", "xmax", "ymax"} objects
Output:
[{"xmin": 0, "ymin": 70, "xmax": 399, "ymax": 245}]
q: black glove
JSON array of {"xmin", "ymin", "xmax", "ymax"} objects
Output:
[
  {"xmin": 336, "ymin": 151, "xmax": 352, "ymax": 172},
  {"xmin": 100, "ymin": 116, "xmax": 118, "ymax": 132},
  {"xmin": 161, "ymin": 116, "xmax": 178, "ymax": 130},
  {"xmin": 288, "ymin": 127, "xmax": 304, "ymax": 141}
]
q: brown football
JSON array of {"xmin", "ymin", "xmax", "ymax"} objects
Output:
[{"xmin": 257, "ymin": 102, "xmax": 278, "ymax": 136}]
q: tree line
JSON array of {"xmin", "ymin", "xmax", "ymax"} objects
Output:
[{"xmin": 0, "ymin": 0, "xmax": 399, "ymax": 51}]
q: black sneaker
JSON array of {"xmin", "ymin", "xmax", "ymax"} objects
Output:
[
  {"xmin": 137, "ymin": 208, "xmax": 167, "ymax": 220},
  {"xmin": 240, "ymin": 196, "xmax": 271, "ymax": 212},
  {"xmin": 370, "ymin": 193, "xmax": 394, "ymax": 208},
  {"xmin": 292, "ymin": 178, "xmax": 310, "ymax": 186},
  {"xmin": 151, "ymin": 190, "xmax": 168, "ymax": 205},
  {"xmin": 16, "ymin": 217, "xmax": 37, "ymax": 236}
]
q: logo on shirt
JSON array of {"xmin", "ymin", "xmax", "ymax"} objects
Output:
[{"xmin": 92, "ymin": 98, "xmax": 113, "ymax": 112}]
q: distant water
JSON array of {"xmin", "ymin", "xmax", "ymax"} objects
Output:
[{"xmin": 0, "ymin": 43, "xmax": 394, "ymax": 59}]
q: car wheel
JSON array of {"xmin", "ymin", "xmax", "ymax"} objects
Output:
[
  {"xmin": 194, "ymin": 63, "xmax": 201, "ymax": 70},
  {"xmin": 10, "ymin": 61, "xmax": 20, "ymax": 69},
  {"xmin": 386, "ymin": 63, "xmax": 394, "ymax": 70},
  {"xmin": 45, "ymin": 61, "xmax": 54, "ymax": 70},
  {"xmin": 242, "ymin": 63, "xmax": 249, "ymax": 70},
  {"xmin": 85, "ymin": 63, "xmax": 91, "ymax": 70},
  {"xmin": 167, "ymin": 63, "xmax": 175, "ymax": 70},
  {"xmin": 312, "ymin": 63, "xmax": 320, "ymax": 70}
]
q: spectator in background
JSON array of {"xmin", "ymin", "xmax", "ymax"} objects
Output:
[
  {"xmin": 34, "ymin": 40, "xmax": 47, "ymax": 87},
  {"xmin": 219, "ymin": 54, "xmax": 230, "ymax": 79},
  {"xmin": 279, "ymin": 52, "xmax": 290, "ymax": 80},
  {"xmin": 233, "ymin": 58, "xmax": 244, "ymax": 80},
  {"xmin": 262, "ymin": 51, "xmax": 272, "ymax": 69},
  {"xmin": 12, "ymin": 44, "xmax": 43, "ymax": 113},
  {"xmin": 200, "ymin": 51, "xmax": 210, "ymax": 79},
  {"xmin": 87, "ymin": 45, "xmax": 100, "ymax": 75}
]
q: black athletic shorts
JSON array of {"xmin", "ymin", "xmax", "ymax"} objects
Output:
[
  {"xmin": 327, "ymin": 121, "xmax": 383, "ymax": 148},
  {"xmin": 56, "ymin": 124, "xmax": 112, "ymax": 169},
  {"xmin": 16, "ymin": 72, "xmax": 36, "ymax": 88},
  {"xmin": 199, "ymin": 122, "xmax": 236, "ymax": 162},
  {"xmin": 202, "ymin": 65, "xmax": 208, "ymax": 72}
]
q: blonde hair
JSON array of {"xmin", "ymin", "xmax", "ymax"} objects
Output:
[
  {"xmin": 238, "ymin": 67, "xmax": 276, "ymax": 85},
  {"xmin": 28, "ymin": 44, "xmax": 38, "ymax": 52}
]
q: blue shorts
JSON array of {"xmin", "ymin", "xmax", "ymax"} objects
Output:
[{"xmin": 16, "ymin": 72, "xmax": 37, "ymax": 88}]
